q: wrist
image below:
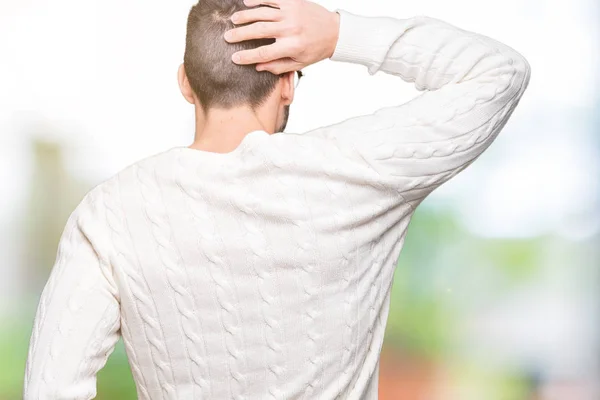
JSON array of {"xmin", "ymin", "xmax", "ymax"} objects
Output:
[{"xmin": 327, "ymin": 11, "xmax": 341, "ymax": 59}]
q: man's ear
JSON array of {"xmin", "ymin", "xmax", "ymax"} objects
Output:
[
  {"xmin": 281, "ymin": 70, "xmax": 295, "ymax": 106},
  {"xmin": 178, "ymin": 64, "xmax": 196, "ymax": 105}
]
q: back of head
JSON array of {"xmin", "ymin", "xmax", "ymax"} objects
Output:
[{"xmin": 184, "ymin": 0, "xmax": 279, "ymax": 111}]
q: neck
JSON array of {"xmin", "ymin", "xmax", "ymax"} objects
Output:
[{"xmin": 190, "ymin": 103, "xmax": 276, "ymax": 153}]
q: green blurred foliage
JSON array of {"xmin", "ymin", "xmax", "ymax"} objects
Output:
[
  {"xmin": 384, "ymin": 203, "xmax": 545, "ymax": 356},
  {"xmin": 96, "ymin": 341, "xmax": 137, "ymax": 400},
  {"xmin": 0, "ymin": 315, "xmax": 31, "ymax": 400}
]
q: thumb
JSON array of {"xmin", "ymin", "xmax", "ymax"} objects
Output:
[{"xmin": 256, "ymin": 58, "xmax": 304, "ymax": 75}]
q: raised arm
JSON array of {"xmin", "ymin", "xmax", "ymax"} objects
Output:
[
  {"xmin": 304, "ymin": 9, "xmax": 531, "ymax": 202},
  {"xmin": 225, "ymin": 0, "xmax": 531, "ymax": 203}
]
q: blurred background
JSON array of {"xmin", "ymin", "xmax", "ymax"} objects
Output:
[{"xmin": 1, "ymin": 0, "xmax": 598, "ymax": 399}]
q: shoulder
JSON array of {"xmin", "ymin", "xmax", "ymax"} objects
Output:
[
  {"xmin": 270, "ymin": 131, "xmax": 387, "ymax": 176},
  {"xmin": 59, "ymin": 148, "xmax": 176, "ymax": 263},
  {"xmin": 266, "ymin": 132, "xmax": 369, "ymax": 167},
  {"xmin": 71, "ymin": 147, "xmax": 178, "ymax": 227},
  {"xmin": 88, "ymin": 147, "xmax": 178, "ymax": 200}
]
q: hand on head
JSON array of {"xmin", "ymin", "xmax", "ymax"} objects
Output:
[{"xmin": 224, "ymin": 0, "xmax": 340, "ymax": 75}]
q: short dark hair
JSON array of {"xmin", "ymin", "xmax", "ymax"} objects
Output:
[{"xmin": 184, "ymin": 0, "xmax": 280, "ymax": 111}]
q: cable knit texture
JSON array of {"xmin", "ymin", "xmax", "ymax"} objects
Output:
[{"xmin": 23, "ymin": 8, "xmax": 531, "ymax": 400}]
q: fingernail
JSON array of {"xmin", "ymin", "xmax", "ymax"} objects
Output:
[
  {"xmin": 224, "ymin": 31, "xmax": 232, "ymax": 41},
  {"xmin": 230, "ymin": 13, "xmax": 237, "ymax": 23},
  {"xmin": 232, "ymin": 53, "xmax": 241, "ymax": 63}
]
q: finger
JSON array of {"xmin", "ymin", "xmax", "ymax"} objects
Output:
[
  {"xmin": 232, "ymin": 43, "xmax": 289, "ymax": 65},
  {"xmin": 224, "ymin": 21, "xmax": 282, "ymax": 43},
  {"xmin": 231, "ymin": 7, "xmax": 281, "ymax": 25},
  {"xmin": 257, "ymin": 58, "xmax": 304, "ymax": 75},
  {"xmin": 243, "ymin": 0, "xmax": 280, "ymax": 8}
]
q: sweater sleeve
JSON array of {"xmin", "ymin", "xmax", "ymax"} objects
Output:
[
  {"xmin": 303, "ymin": 9, "xmax": 531, "ymax": 203},
  {"xmin": 23, "ymin": 186, "xmax": 121, "ymax": 400}
]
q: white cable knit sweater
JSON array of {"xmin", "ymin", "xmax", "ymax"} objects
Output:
[{"xmin": 23, "ymin": 8, "xmax": 531, "ymax": 400}]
